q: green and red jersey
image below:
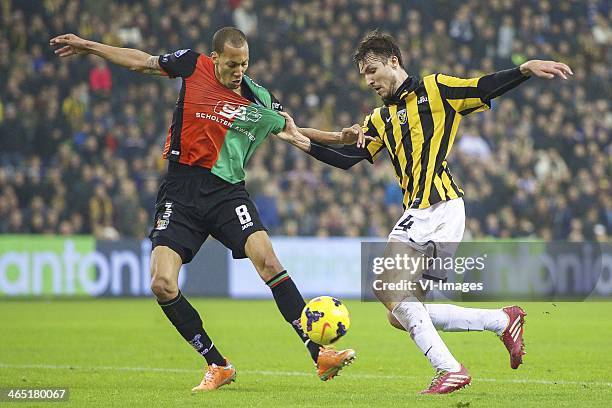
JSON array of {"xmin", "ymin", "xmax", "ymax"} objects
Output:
[{"xmin": 158, "ymin": 49, "xmax": 285, "ymax": 183}]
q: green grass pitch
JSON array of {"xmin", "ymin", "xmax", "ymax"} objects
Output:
[{"xmin": 1, "ymin": 299, "xmax": 611, "ymax": 407}]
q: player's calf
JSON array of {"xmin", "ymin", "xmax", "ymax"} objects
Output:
[
  {"xmin": 245, "ymin": 232, "xmax": 323, "ymax": 364},
  {"xmin": 157, "ymin": 290, "xmax": 226, "ymax": 367}
]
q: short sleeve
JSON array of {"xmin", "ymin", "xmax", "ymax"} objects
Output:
[
  {"xmin": 158, "ymin": 49, "xmax": 199, "ymax": 78},
  {"xmin": 270, "ymin": 111, "xmax": 286, "ymax": 134},
  {"xmin": 362, "ymin": 114, "xmax": 384, "ymax": 162},
  {"xmin": 435, "ymin": 73, "xmax": 491, "ymax": 115}
]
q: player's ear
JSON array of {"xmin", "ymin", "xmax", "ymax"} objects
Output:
[
  {"xmin": 390, "ymin": 56, "xmax": 399, "ymax": 69},
  {"xmin": 210, "ymin": 51, "xmax": 219, "ymax": 63}
]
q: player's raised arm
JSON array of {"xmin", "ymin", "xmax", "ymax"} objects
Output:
[
  {"xmin": 50, "ymin": 33, "xmax": 164, "ymax": 75},
  {"xmin": 437, "ymin": 59, "xmax": 573, "ymax": 115}
]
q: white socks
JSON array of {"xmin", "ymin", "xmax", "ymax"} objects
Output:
[
  {"xmin": 425, "ymin": 304, "xmax": 509, "ymax": 336},
  {"xmin": 392, "ymin": 300, "xmax": 461, "ymax": 372}
]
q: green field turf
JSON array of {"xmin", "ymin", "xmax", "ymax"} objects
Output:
[{"xmin": 0, "ymin": 299, "xmax": 611, "ymax": 407}]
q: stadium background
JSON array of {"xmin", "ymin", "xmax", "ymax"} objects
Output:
[
  {"xmin": 0, "ymin": 2, "xmax": 611, "ymax": 407},
  {"xmin": 1, "ymin": 0, "xmax": 609, "ymax": 241}
]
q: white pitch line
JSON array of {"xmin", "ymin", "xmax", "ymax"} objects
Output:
[{"xmin": 1, "ymin": 363, "xmax": 611, "ymax": 388}]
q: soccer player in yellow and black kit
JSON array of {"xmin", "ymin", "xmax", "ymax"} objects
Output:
[{"xmin": 279, "ymin": 31, "xmax": 573, "ymax": 394}]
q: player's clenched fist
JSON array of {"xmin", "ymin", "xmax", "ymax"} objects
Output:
[{"xmin": 50, "ymin": 34, "xmax": 91, "ymax": 57}]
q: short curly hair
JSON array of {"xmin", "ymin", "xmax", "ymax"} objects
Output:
[{"xmin": 352, "ymin": 30, "xmax": 404, "ymax": 68}]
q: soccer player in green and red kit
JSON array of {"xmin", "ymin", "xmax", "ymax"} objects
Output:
[{"xmin": 50, "ymin": 27, "xmax": 361, "ymax": 391}]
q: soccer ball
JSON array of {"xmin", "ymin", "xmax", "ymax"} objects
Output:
[{"xmin": 300, "ymin": 296, "xmax": 350, "ymax": 345}]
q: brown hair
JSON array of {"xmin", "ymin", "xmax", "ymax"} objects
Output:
[{"xmin": 353, "ymin": 30, "xmax": 404, "ymax": 68}]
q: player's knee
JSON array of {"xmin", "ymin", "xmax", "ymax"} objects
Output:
[
  {"xmin": 150, "ymin": 274, "xmax": 178, "ymax": 300},
  {"xmin": 387, "ymin": 310, "xmax": 405, "ymax": 331},
  {"xmin": 149, "ymin": 246, "xmax": 181, "ymax": 300}
]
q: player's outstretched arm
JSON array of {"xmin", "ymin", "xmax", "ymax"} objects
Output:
[
  {"xmin": 50, "ymin": 33, "xmax": 163, "ymax": 75},
  {"xmin": 275, "ymin": 112, "xmax": 372, "ymax": 170},
  {"xmin": 299, "ymin": 126, "xmax": 373, "ymax": 148},
  {"xmin": 275, "ymin": 112, "xmax": 369, "ymax": 150},
  {"xmin": 477, "ymin": 59, "xmax": 573, "ymax": 101},
  {"xmin": 438, "ymin": 59, "xmax": 573, "ymax": 115}
]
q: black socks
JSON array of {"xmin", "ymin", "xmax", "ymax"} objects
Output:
[
  {"xmin": 266, "ymin": 271, "xmax": 321, "ymax": 363},
  {"xmin": 158, "ymin": 291, "xmax": 225, "ymax": 366},
  {"xmin": 158, "ymin": 273, "xmax": 321, "ymax": 366}
]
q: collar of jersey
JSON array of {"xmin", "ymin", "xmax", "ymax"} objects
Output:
[
  {"xmin": 240, "ymin": 77, "xmax": 264, "ymax": 107},
  {"xmin": 383, "ymin": 75, "xmax": 419, "ymax": 106}
]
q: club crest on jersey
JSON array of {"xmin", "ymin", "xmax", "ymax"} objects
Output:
[
  {"xmin": 214, "ymin": 101, "xmax": 262, "ymax": 123},
  {"xmin": 397, "ymin": 109, "xmax": 407, "ymax": 124}
]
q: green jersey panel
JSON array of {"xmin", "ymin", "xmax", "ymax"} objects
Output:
[{"xmin": 212, "ymin": 77, "xmax": 285, "ymax": 183}]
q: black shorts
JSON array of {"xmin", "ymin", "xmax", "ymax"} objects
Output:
[{"xmin": 149, "ymin": 162, "xmax": 266, "ymax": 263}]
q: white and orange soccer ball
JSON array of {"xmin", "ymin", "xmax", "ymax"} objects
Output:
[{"xmin": 300, "ymin": 296, "xmax": 350, "ymax": 345}]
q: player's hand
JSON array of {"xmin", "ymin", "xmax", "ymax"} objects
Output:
[
  {"xmin": 340, "ymin": 124, "xmax": 374, "ymax": 148},
  {"xmin": 50, "ymin": 34, "xmax": 91, "ymax": 57},
  {"xmin": 519, "ymin": 60, "xmax": 573, "ymax": 80},
  {"xmin": 279, "ymin": 112, "xmax": 298, "ymax": 134},
  {"xmin": 277, "ymin": 112, "xmax": 298, "ymax": 141}
]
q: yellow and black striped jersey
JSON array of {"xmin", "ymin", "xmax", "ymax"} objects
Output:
[
  {"xmin": 307, "ymin": 67, "xmax": 529, "ymax": 209},
  {"xmin": 360, "ymin": 68, "xmax": 528, "ymax": 209}
]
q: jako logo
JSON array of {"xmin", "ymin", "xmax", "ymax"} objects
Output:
[
  {"xmin": 0, "ymin": 240, "xmax": 186, "ymax": 296},
  {"xmin": 156, "ymin": 202, "xmax": 172, "ymax": 230}
]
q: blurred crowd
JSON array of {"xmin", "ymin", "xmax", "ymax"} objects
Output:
[{"xmin": 0, "ymin": 0, "xmax": 609, "ymax": 241}]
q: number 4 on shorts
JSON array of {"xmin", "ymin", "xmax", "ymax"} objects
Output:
[{"xmin": 394, "ymin": 214, "xmax": 414, "ymax": 232}]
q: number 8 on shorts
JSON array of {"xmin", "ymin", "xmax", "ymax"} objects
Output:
[{"xmin": 235, "ymin": 204, "xmax": 252, "ymax": 225}]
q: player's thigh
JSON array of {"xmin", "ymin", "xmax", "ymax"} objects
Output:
[
  {"xmin": 431, "ymin": 197, "xmax": 466, "ymax": 256},
  {"xmin": 375, "ymin": 205, "xmax": 438, "ymax": 309},
  {"xmin": 207, "ymin": 196, "xmax": 272, "ymax": 259},
  {"xmin": 373, "ymin": 239, "xmax": 428, "ymax": 310},
  {"xmin": 425, "ymin": 198, "xmax": 466, "ymax": 280},
  {"xmin": 386, "ymin": 199, "xmax": 465, "ymax": 284},
  {"xmin": 148, "ymin": 174, "xmax": 209, "ymax": 264}
]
